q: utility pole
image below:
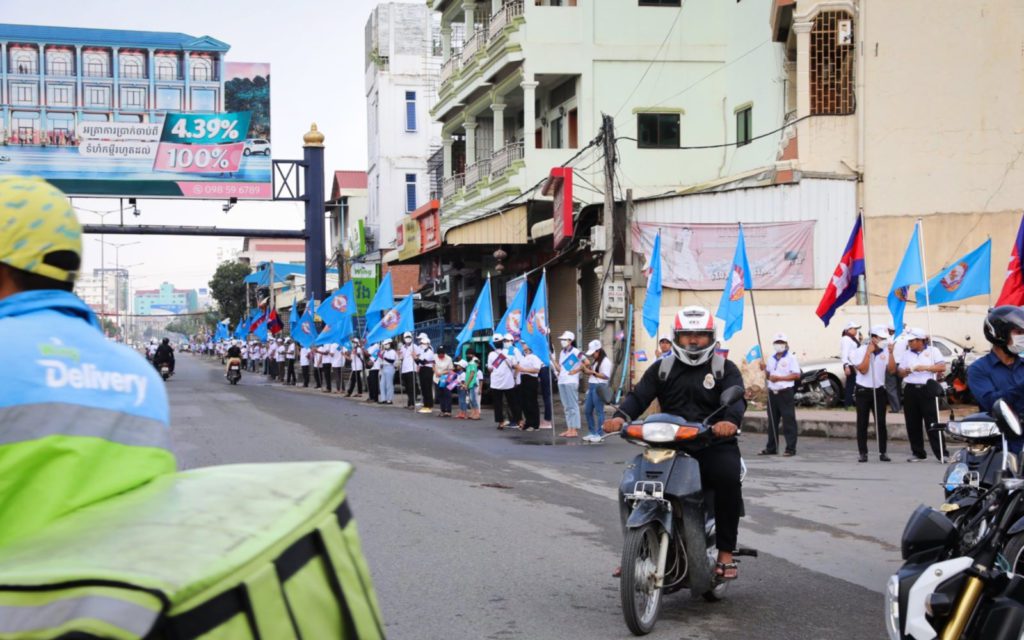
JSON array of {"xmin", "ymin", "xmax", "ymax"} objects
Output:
[{"xmin": 601, "ymin": 113, "xmax": 617, "ymax": 351}]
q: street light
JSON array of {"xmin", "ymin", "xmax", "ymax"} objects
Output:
[
  {"xmin": 120, "ymin": 262, "xmax": 144, "ymax": 344},
  {"xmin": 94, "ymin": 239, "xmax": 139, "ymax": 339}
]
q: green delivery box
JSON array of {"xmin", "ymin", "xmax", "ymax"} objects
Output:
[{"xmin": 0, "ymin": 461, "xmax": 384, "ymax": 639}]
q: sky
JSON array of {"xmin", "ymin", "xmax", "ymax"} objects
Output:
[{"xmin": 2, "ymin": 0, "xmax": 421, "ymax": 291}]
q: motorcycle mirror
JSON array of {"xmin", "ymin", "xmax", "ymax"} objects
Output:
[
  {"xmin": 993, "ymin": 399, "xmax": 1023, "ymax": 437},
  {"xmin": 719, "ymin": 385, "xmax": 745, "ymax": 407}
]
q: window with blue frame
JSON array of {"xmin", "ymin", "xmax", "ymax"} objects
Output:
[
  {"xmin": 405, "ymin": 174, "xmax": 417, "ymax": 212},
  {"xmin": 405, "ymin": 91, "xmax": 416, "ymax": 131}
]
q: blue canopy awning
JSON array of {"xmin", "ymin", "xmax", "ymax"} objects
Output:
[{"xmin": 243, "ymin": 262, "xmax": 339, "ymax": 287}]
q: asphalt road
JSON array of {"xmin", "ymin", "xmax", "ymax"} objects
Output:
[{"xmin": 167, "ymin": 355, "xmax": 946, "ymax": 639}]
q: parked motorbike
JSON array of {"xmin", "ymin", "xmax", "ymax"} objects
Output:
[
  {"xmin": 793, "ymin": 368, "xmax": 843, "ymax": 408},
  {"xmin": 226, "ymin": 358, "xmax": 242, "ymax": 385},
  {"xmin": 616, "ymin": 385, "xmax": 757, "ymax": 636},
  {"xmin": 945, "ymin": 346, "xmax": 976, "ymax": 406},
  {"xmin": 887, "ymin": 399, "xmax": 1024, "ymax": 639}
]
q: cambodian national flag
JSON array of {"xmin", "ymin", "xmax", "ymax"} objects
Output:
[
  {"xmin": 816, "ymin": 214, "xmax": 866, "ymax": 326},
  {"xmin": 715, "ymin": 223, "xmax": 752, "ymax": 341},
  {"xmin": 997, "ymin": 215, "xmax": 1024, "ymax": 306},
  {"xmin": 267, "ymin": 308, "xmax": 283, "ymax": 335},
  {"xmin": 250, "ymin": 308, "xmax": 268, "ymax": 333}
]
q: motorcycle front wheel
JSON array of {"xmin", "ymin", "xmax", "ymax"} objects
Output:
[{"xmin": 621, "ymin": 523, "xmax": 664, "ymax": 636}]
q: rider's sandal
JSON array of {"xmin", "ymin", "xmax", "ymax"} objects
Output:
[{"xmin": 715, "ymin": 562, "xmax": 739, "ymax": 581}]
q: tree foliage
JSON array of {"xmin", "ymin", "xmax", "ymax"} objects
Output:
[
  {"xmin": 208, "ymin": 261, "xmax": 251, "ymax": 325},
  {"xmin": 225, "ymin": 74, "xmax": 271, "ymax": 139}
]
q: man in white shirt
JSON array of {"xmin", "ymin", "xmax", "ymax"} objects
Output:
[
  {"xmin": 400, "ymin": 332, "xmax": 417, "ymax": 408},
  {"xmin": 381, "ymin": 339, "xmax": 399, "ymax": 404},
  {"xmin": 851, "ymin": 325, "xmax": 898, "ymax": 462},
  {"xmin": 330, "ymin": 342, "xmax": 344, "ymax": 393},
  {"xmin": 515, "ymin": 342, "xmax": 544, "ymax": 430},
  {"xmin": 312, "ymin": 343, "xmax": 324, "ymax": 389},
  {"xmin": 840, "ymin": 321, "xmax": 862, "ymax": 407},
  {"xmin": 488, "ymin": 333, "xmax": 518, "ymax": 429},
  {"xmin": 898, "ymin": 328, "xmax": 947, "ymax": 462},
  {"xmin": 346, "ymin": 338, "xmax": 365, "ymax": 397},
  {"xmin": 415, "ymin": 333, "xmax": 436, "ymax": 411},
  {"xmin": 759, "ymin": 332, "xmax": 801, "ymax": 456},
  {"xmin": 284, "ymin": 338, "xmax": 297, "ymax": 385},
  {"xmin": 274, "ymin": 338, "xmax": 286, "ymax": 383},
  {"xmin": 885, "ymin": 323, "xmax": 906, "ymax": 412},
  {"xmin": 299, "ymin": 344, "xmax": 312, "ymax": 387}
]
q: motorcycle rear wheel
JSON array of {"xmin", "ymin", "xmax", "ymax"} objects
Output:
[
  {"xmin": 1001, "ymin": 532, "xmax": 1024, "ymax": 575},
  {"xmin": 621, "ymin": 523, "xmax": 664, "ymax": 636}
]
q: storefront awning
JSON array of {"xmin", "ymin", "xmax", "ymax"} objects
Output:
[{"xmin": 444, "ymin": 205, "xmax": 528, "ymax": 246}]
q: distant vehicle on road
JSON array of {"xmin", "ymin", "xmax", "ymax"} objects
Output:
[{"xmin": 243, "ymin": 138, "xmax": 271, "ymax": 156}]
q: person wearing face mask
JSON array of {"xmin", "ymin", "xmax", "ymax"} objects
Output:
[
  {"xmin": 898, "ymin": 327, "xmax": 947, "ymax": 462},
  {"xmin": 488, "ymin": 333, "xmax": 518, "ymax": 428},
  {"xmin": 502, "ymin": 336, "xmax": 523, "ymax": 427},
  {"xmin": 968, "ymin": 306, "xmax": 1024, "ymax": 454},
  {"xmin": 552, "ymin": 331, "xmax": 583, "ymax": 438},
  {"xmin": 850, "ymin": 325, "xmax": 898, "ymax": 462},
  {"xmin": 400, "ymin": 332, "xmax": 417, "ymax": 409},
  {"xmin": 416, "ymin": 334, "xmax": 436, "ymax": 412},
  {"xmin": 840, "ymin": 321, "xmax": 862, "ymax": 408},
  {"xmin": 758, "ymin": 333, "xmax": 801, "ymax": 456}
]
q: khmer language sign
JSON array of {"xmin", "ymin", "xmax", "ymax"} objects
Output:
[
  {"xmin": 0, "ymin": 60, "xmax": 271, "ymax": 199},
  {"xmin": 631, "ymin": 221, "xmax": 815, "ymax": 290}
]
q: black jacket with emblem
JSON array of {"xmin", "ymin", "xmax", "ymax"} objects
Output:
[{"xmin": 615, "ymin": 354, "xmax": 746, "ymax": 443}]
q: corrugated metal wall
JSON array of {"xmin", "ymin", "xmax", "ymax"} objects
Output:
[{"xmin": 631, "ymin": 178, "xmax": 857, "ymax": 289}]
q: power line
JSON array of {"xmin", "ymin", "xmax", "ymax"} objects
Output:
[
  {"xmin": 616, "ymin": 114, "xmax": 809, "ymax": 151},
  {"xmin": 612, "ymin": 1, "xmax": 686, "ymax": 120}
]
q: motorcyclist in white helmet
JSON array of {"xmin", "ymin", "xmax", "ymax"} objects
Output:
[{"xmin": 604, "ymin": 306, "xmax": 747, "ymax": 581}]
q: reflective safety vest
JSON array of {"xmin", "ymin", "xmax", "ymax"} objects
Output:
[{"xmin": 0, "ymin": 290, "xmax": 174, "ymax": 547}]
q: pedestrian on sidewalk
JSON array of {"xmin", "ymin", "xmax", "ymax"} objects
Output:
[
  {"xmin": 465, "ymin": 355, "xmax": 481, "ymax": 420},
  {"xmin": 582, "ymin": 340, "xmax": 612, "ymax": 443},
  {"xmin": 367, "ymin": 343, "xmax": 381, "ymax": 402},
  {"xmin": 321, "ymin": 343, "xmax": 335, "ymax": 393},
  {"xmin": 381, "ymin": 339, "xmax": 398, "ymax": 404},
  {"xmin": 346, "ymin": 338, "xmax": 365, "ymax": 397},
  {"xmin": 759, "ymin": 333, "xmax": 801, "ymax": 456},
  {"xmin": 841, "ymin": 321, "xmax": 861, "ymax": 408},
  {"xmin": 553, "ymin": 331, "xmax": 583, "ymax": 438},
  {"xmin": 434, "ymin": 345, "xmax": 454, "ymax": 416},
  {"xmin": 504, "ymin": 336, "xmax": 523, "ymax": 427},
  {"xmin": 300, "ymin": 344, "xmax": 311, "ymax": 387},
  {"xmin": 332, "ymin": 343, "xmax": 345, "ymax": 393},
  {"xmin": 400, "ymin": 332, "xmax": 417, "ymax": 408},
  {"xmin": 852, "ymin": 325, "xmax": 897, "ymax": 462},
  {"xmin": 539, "ymin": 362, "xmax": 553, "ymax": 429},
  {"xmin": 416, "ymin": 334, "xmax": 436, "ymax": 411},
  {"xmin": 886, "ymin": 324, "xmax": 906, "ymax": 412},
  {"xmin": 454, "ymin": 360, "xmax": 469, "ymax": 419},
  {"xmin": 899, "ymin": 327, "xmax": 947, "ymax": 461},
  {"xmin": 275, "ymin": 338, "xmax": 286, "ymax": 382},
  {"xmin": 312, "ymin": 343, "xmax": 323, "ymax": 389},
  {"xmin": 488, "ymin": 333, "xmax": 517, "ymax": 429},
  {"xmin": 516, "ymin": 342, "xmax": 543, "ymax": 430},
  {"xmin": 285, "ymin": 337, "xmax": 297, "ymax": 385}
]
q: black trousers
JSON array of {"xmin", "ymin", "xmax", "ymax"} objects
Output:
[
  {"xmin": 286, "ymin": 359, "xmax": 296, "ymax": 384},
  {"xmin": 368, "ymin": 370, "xmax": 379, "ymax": 402},
  {"xmin": 333, "ymin": 367, "xmax": 342, "ymax": 392},
  {"xmin": 520, "ymin": 375, "xmax": 539, "ymax": 428},
  {"xmin": 904, "ymin": 383, "xmax": 945, "ymax": 460},
  {"xmin": 438, "ymin": 386, "xmax": 452, "ymax": 413},
  {"xmin": 507, "ymin": 383, "xmax": 522, "ymax": 423},
  {"xmin": 856, "ymin": 385, "xmax": 888, "ymax": 455},
  {"xmin": 301, "ymin": 364, "xmax": 310, "ymax": 387},
  {"xmin": 844, "ymin": 366, "xmax": 856, "ymax": 407},
  {"xmin": 766, "ymin": 388, "xmax": 798, "ymax": 453},
  {"xmin": 403, "ymin": 371, "xmax": 417, "ymax": 406},
  {"xmin": 322, "ymin": 364, "xmax": 332, "ymax": 392},
  {"xmin": 492, "ymin": 388, "xmax": 512, "ymax": 424},
  {"xmin": 313, "ymin": 365, "xmax": 322, "ymax": 388},
  {"xmin": 418, "ymin": 367, "xmax": 434, "ymax": 408},
  {"xmin": 347, "ymin": 370, "xmax": 364, "ymax": 395},
  {"xmin": 539, "ymin": 366, "xmax": 553, "ymax": 422}
]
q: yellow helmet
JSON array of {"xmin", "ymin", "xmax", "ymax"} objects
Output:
[{"xmin": 0, "ymin": 177, "xmax": 81, "ymax": 283}]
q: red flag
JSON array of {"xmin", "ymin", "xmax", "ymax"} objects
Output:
[
  {"xmin": 267, "ymin": 309, "xmax": 283, "ymax": 334},
  {"xmin": 249, "ymin": 309, "xmax": 268, "ymax": 333},
  {"xmin": 997, "ymin": 215, "xmax": 1024, "ymax": 306}
]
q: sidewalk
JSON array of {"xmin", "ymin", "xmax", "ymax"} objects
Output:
[{"xmin": 743, "ymin": 404, "xmax": 980, "ymax": 441}]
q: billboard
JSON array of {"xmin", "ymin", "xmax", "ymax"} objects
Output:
[{"xmin": 0, "ymin": 40, "xmax": 271, "ymax": 199}]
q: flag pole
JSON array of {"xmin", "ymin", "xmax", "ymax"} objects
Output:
[
  {"xmin": 543, "ymin": 269, "xmax": 556, "ymax": 446},
  {"xmin": 916, "ymin": 218, "xmax": 945, "ymax": 463},
  {"xmin": 748, "ymin": 287, "xmax": 777, "ymax": 452},
  {"xmin": 858, "ymin": 211, "xmax": 884, "ymax": 453}
]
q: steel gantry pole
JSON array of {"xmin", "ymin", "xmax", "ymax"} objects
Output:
[{"xmin": 303, "ymin": 124, "xmax": 327, "ymax": 302}]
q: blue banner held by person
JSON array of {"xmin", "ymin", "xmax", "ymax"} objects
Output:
[
  {"xmin": 523, "ymin": 272, "xmax": 551, "ymax": 366},
  {"xmin": 314, "ymin": 313, "xmax": 354, "ymax": 346},
  {"xmin": 642, "ymin": 231, "xmax": 662, "ymax": 338},
  {"xmin": 715, "ymin": 224, "xmax": 753, "ymax": 341},
  {"xmin": 494, "ymin": 280, "xmax": 529, "ymax": 343},
  {"xmin": 888, "ymin": 223, "xmax": 924, "ymax": 332},
  {"xmin": 916, "ymin": 239, "xmax": 992, "ymax": 307},
  {"xmin": 292, "ymin": 303, "xmax": 318, "ymax": 348},
  {"xmin": 289, "ymin": 303, "xmax": 300, "ymax": 335},
  {"xmin": 365, "ymin": 294, "xmax": 415, "ymax": 345},
  {"xmin": 744, "ymin": 344, "xmax": 762, "ymax": 363},
  {"xmin": 317, "ymin": 281, "xmax": 356, "ymax": 326},
  {"xmin": 364, "ymin": 271, "xmax": 394, "ymax": 333},
  {"xmin": 455, "ymin": 277, "xmax": 494, "ymax": 356}
]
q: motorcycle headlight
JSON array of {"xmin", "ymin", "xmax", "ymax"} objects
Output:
[
  {"xmin": 944, "ymin": 463, "xmax": 969, "ymax": 493},
  {"xmin": 947, "ymin": 421, "xmax": 1000, "ymax": 439},
  {"xmin": 642, "ymin": 422, "xmax": 678, "ymax": 443},
  {"xmin": 885, "ymin": 574, "xmax": 901, "ymax": 640}
]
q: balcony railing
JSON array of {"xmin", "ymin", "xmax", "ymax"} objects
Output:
[
  {"xmin": 465, "ymin": 158, "xmax": 491, "ymax": 188},
  {"xmin": 489, "ymin": 0, "xmax": 524, "ymax": 40},
  {"xmin": 442, "ymin": 173, "xmax": 465, "ymax": 199},
  {"xmin": 461, "ymin": 29, "xmax": 484, "ymax": 66},
  {"xmin": 490, "ymin": 141, "xmax": 524, "ymax": 177},
  {"xmin": 440, "ymin": 54, "xmax": 460, "ymax": 86}
]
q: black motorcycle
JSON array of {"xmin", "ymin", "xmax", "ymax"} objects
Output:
[
  {"xmin": 616, "ymin": 386, "xmax": 756, "ymax": 636},
  {"xmin": 888, "ymin": 399, "xmax": 1024, "ymax": 639},
  {"xmin": 226, "ymin": 358, "xmax": 242, "ymax": 385},
  {"xmin": 793, "ymin": 368, "xmax": 843, "ymax": 408}
]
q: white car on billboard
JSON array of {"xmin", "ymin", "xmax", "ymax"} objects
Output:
[{"xmin": 243, "ymin": 139, "xmax": 271, "ymax": 156}]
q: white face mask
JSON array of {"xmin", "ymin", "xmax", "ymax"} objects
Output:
[
  {"xmin": 875, "ymin": 338, "xmax": 888, "ymax": 350},
  {"xmin": 404, "ymin": 338, "xmax": 412, "ymax": 344},
  {"xmin": 773, "ymin": 344, "xmax": 787, "ymax": 354},
  {"xmin": 560, "ymin": 340, "xmax": 570, "ymax": 348},
  {"xmin": 1009, "ymin": 335, "xmax": 1024, "ymax": 354}
]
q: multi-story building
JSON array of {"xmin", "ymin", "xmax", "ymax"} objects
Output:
[
  {"xmin": 134, "ymin": 282, "xmax": 199, "ymax": 316},
  {"xmin": 237, "ymin": 238, "xmax": 305, "ymax": 267},
  {"xmin": 365, "ymin": 3, "xmax": 443, "ymax": 251},
  {"xmin": 75, "ymin": 268, "xmax": 128, "ymax": 316},
  {"xmin": 0, "ymin": 23, "xmax": 229, "ymax": 145}
]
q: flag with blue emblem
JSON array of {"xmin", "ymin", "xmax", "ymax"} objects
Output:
[
  {"xmin": 292, "ymin": 303, "xmax": 318, "ymax": 348},
  {"xmin": 744, "ymin": 344, "xmax": 762, "ymax": 363},
  {"xmin": 888, "ymin": 223, "xmax": 924, "ymax": 332},
  {"xmin": 317, "ymin": 281, "xmax": 356, "ymax": 326},
  {"xmin": 315, "ymin": 313, "xmax": 354, "ymax": 346},
  {"xmin": 916, "ymin": 239, "xmax": 991, "ymax": 307},
  {"xmin": 523, "ymin": 272, "xmax": 551, "ymax": 366},
  {"xmin": 494, "ymin": 280, "xmax": 529, "ymax": 343},
  {"xmin": 642, "ymin": 231, "xmax": 662, "ymax": 338},
  {"xmin": 715, "ymin": 224, "xmax": 753, "ymax": 341},
  {"xmin": 455, "ymin": 278, "xmax": 494, "ymax": 357},
  {"xmin": 365, "ymin": 271, "xmax": 394, "ymax": 333},
  {"xmin": 365, "ymin": 294, "xmax": 415, "ymax": 344}
]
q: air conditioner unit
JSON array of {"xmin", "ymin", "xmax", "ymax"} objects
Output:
[
  {"xmin": 837, "ymin": 20, "xmax": 853, "ymax": 46},
  {"xmin": 590, "ymin": 225, "xmax": 606, "ymax": 252},
  {"xmin": 433, "ymin": 274, "xmax": 451, "ymax": 295}
]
